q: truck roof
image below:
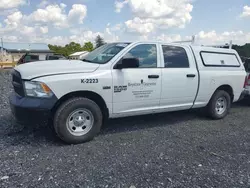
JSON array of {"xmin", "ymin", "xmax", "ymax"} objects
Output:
[{"xmin": 126, "ymin": 41, "xmax": 238, "ymax": 54}]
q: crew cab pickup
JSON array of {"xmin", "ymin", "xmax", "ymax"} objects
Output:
[
  {"xmin": 9, "ymin": 42, "xmax": 246, "ymax": 144},
  {"xmin": 17, "ymin": 53, "xmax": 66, "ymax": 65}
]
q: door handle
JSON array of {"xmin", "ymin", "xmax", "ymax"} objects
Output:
[
  {"xmin": 148, "ymin": 75, "xmax": 159, "ymax": 79},
  {"xmin": 186, "ymin": 74, "xmax": 196, "ymax": 78}
]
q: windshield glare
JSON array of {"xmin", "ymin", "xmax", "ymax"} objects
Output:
[{"xmin": 82, "ymin": 43, "xmax": 130, "ymax": 64}]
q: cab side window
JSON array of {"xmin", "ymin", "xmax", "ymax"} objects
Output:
[
  {"xmin": 162, "ymin": 45, "xmax": 189, "ymax": 68},
  {"xmin": 123, "ymin": 44, "xmax": 157, "ymax": 68}
]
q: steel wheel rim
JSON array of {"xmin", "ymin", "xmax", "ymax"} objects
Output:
[
  {"xmin": 66, "ymin": 108, "xmax": 94, "ymax": 136},
  {"xmin": 215, "ymin": 97, "xmax": 227, "ymax": 115}
]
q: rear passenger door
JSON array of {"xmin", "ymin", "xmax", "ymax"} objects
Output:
[{"xmin": 160, "ymin": 45, "xmax": 199, "ymax": 110}]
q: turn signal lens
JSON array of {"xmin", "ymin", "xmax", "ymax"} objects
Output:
[{"xmin": 41, "ymin": 83, "xmax": 52, "ymax": 93}]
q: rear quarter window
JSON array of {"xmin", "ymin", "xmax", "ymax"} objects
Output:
[{"xmin": 200, "ymin": 52, "xmax": 240, "ymax": 67}]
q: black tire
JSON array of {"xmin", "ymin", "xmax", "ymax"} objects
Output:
[
  {"xmin": 207, "ymin": 90, "xmax": 231, "ymax": 119},
  {"xmin": 53, "ymin": 97, "xmax": 103, "ymax": 144}
]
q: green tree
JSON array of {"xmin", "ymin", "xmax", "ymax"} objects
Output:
[
  {"xmin": 48, "ymin": 42, "xmax": 83, "ymax": 57},
  {"xmin": 95, "ymin": 35, "xmax": 105, "ymax": 48},
  {"xmin": 48, "ymin": 39, "xmax": 107, "ymax": 57},
  {"xmin": 65, "ymin": 42, "xmax": 82, "ymax": 55},
  {"xmin": 48, "ymin": 44, "xmax": 67, "ymax": 56},
  {"xmin": 232, "ymin": 43, "xmax": 250, "ymax": 58},
  {"xmin": 82, "ymin": 42, "xmax": 94, "ymax": 52},
  {"xmin": 221, "ymin": 43, "xmax": 250, "ymax": 62}
]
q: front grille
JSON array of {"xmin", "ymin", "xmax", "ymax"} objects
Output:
[{"xmin": 12, "ymin": 70, "xmax": 25, "ymax": 96}]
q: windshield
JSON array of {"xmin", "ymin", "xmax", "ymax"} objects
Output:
[{"xmin": 82, "ymin": 43, "xmax": 130, "ymax": 64}]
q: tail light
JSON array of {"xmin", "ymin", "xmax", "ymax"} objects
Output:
[
  {"xmin": 247, "ymin": 75, "xmax": 250, "ymax": 86},
  {"xmin": 244, "ymin": 75, "xmax": 250, "ymax": 88}
]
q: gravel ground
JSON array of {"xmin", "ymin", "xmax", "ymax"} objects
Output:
[{"xmin": 0, "ymin": 69, "xmax": 250, "ymax": 188}]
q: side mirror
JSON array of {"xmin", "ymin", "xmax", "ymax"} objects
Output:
[{"xmin": 115, "ymin": 58, "xmax": 139, "ymax": 69}]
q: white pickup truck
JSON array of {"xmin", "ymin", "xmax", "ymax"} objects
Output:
[{"xmin": 10, "ymin": 42, "xmax": 246, "ymax": 144}]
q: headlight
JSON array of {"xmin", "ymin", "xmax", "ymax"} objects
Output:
[{"xmin": 24, "ymin": 81, "xmax": 54, "ymax": 98}]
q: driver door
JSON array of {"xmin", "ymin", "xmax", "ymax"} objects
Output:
[{"xmin": 111, "ymin": 43, "xmax": 162, "ymax": 116}]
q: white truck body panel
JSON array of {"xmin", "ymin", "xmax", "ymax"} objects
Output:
[
  {"xmin": 15, "ymin": 60, "xmax": 99, "ymax": 80},
  {"xmin": 191, "ymin": 46, "xmax": 245, "ymax": 106},
  {"xmin": 16, "ymin": 41, "xmax": 246, "ymax": 119},
  {"xmin": 34, "ymin": 70, "xmax": 114, "ymax": 116}
]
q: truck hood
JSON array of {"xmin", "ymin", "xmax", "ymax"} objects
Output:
[{"xmin": 15, "ymin": 60, "xmax": 100, "ymax": 80}]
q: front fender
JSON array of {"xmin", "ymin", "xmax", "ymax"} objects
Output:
[{"xmin": 34, "ymin": 71, "xmax": 113, "ymax": 110}]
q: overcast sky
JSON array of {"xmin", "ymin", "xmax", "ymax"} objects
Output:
[{"xmin": 0, "ymin": 0, "xmax": 249, "ymax": 45}]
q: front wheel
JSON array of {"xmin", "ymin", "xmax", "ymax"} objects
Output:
[
  {"xmin": 53, "ymin": 97, "xmax": 103, "ymax": 144},
  {"xmin": 207, "ymin": 90, "xmax": 231, "ymax": 119}
]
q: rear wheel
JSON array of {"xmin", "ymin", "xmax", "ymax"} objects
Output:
[
  {"xmin": 207, "ymin": 90, "xmax": 231, "ymax": 119},
  {"xmin": 54, "ymin": 97, "xmax": 103, "ymax": 144}
]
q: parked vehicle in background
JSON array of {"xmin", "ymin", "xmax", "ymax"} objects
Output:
[
  {"xmin": 10, "ymin": 41, "xmax": 246, "ymax": 144},
  {"xmin": 17, "ymin": 53, "xmax": 66, "ymax": 65},
  {"xmin": 69, "ymin": 51, "xmax": 89, "ymax": 60},
  {"xmin": 242, "ymin": 59, "xmax": 250, "ymax": 102},
  {"xmin": 46, "ymin": 54, "xmax": 66, "ymax": 60}
]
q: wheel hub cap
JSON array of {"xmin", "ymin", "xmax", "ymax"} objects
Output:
[
  {"xmin": 73, "ymin": 115, "xmax": 85, "ymax": 126},
  {"xmin": 215, "ymin": 97, "xmax": 227, "ymax": 115},
  {"xmin": 66, "ymin": 109, "xmax": 94, "ymax": 136}
]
